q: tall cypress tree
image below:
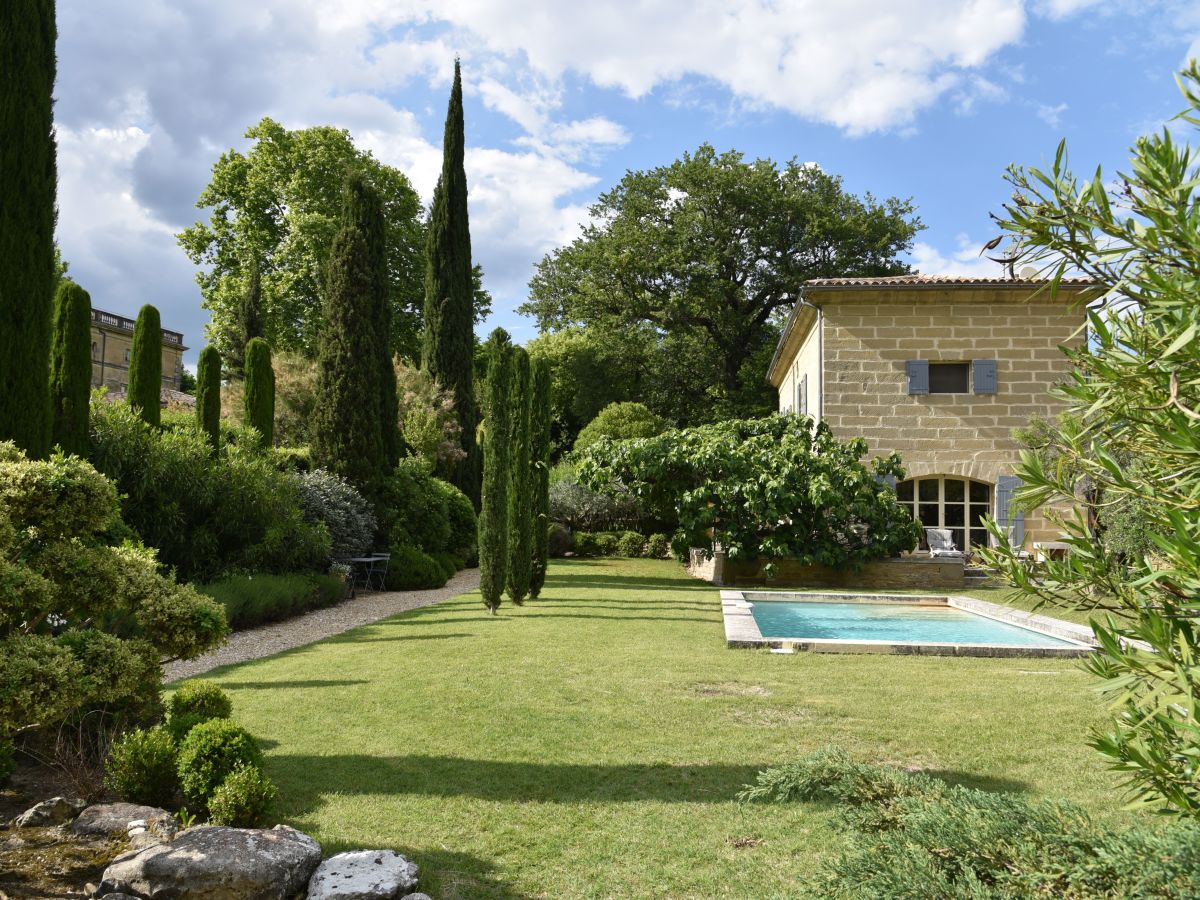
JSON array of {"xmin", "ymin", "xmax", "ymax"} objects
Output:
[
  {"xmin": 0, "ymin": 0, "xmax": 56, "ymax": 458},
  {"xmin": 195, "ymin": 345, "xmax": 221, "ymax": 451},
  {"xmin": 244, "ymin": 337, "xmax": 275, "ymax": 447},
  {"xmin": 479, "ymin": 328, "xmax": 513, "ymax": 614},
  {"xmin": 229, "ymin": 257, "xmax": 264, "ymax": 378},
  {"xmin": 128, "ymin": 304, "xmax": 162, "ymax": 427},
  {"xmin": 312, "ymin": 175, "xmax": 386, "ymax": 502},
  {"xmin": 344, "ymin": 171, "xmax": 401, "ymax": 469},
  {"xmin": 48, "ymin": 281, "xmax": 92, "ymax": 457},
  {"xmin": 423, "ymin": 59, "xmax": 479, "ymax": 506},
  {"xmin": 506, "ymin": 346, "xmax": 533, "ymax": 605},
  {"xmin": 529, "ymin": 357, "xmax": 552, "ymax": 599}
]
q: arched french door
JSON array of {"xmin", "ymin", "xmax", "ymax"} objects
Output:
[{"xmin": 896, "ymin": 476, "xmax": 993, "ymax": 551}]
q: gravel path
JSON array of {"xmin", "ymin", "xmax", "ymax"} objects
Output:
[{"xmin": 164, "ymin": 568, "xmax": 480, "ymax": 682}]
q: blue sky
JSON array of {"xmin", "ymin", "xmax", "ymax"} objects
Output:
[{"xmin": 55, "ymin": 1, "xmax": 1199, "ymax": 369}]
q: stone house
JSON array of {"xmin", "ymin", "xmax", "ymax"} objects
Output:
[
  {"xmin": 91, "ymin": 307, "xmax": 187, "ymax": 394},
  {"xmin": 766, "ymin": 275, "xmax": 1096, "ymax": 552}
]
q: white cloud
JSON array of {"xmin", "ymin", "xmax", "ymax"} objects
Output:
[
  {"xmin": 1035, "ymin": 0, "xmax": 1104, "ymax": 20},
  {"xmin": 1037, "ymin": 102, "xmax": 1069, "ymax": 127},
  {"xmin": 910, "ymin": 234, "xmax": 1011, "ymax": 278}
]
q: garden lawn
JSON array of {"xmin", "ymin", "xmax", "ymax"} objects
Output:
[{"xmin": 187, "ymin": 558, "xmax": 1133, "ymax": 899}]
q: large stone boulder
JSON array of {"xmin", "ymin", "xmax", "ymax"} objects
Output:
[
  {"xmin": 306, "ymin": 849, "xmax": 419, "ymax": 900},
  {"xmin": 72, "ymin": 803, "xmax": 174, "ymax": 838},
  {"xmin": 98, "ymin": 824, "xmax": 321, "ymax": 899},
  {"xmin": 12, "ymin": 796, "xmax": 86, "ymax": 827}
]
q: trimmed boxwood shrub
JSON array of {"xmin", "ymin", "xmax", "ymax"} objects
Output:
[
  {"xmin": 104, "ymin": 725, "xmax": 180, "ymax": 808},
  {"xmin": 198, "ymin": 573, "xmax": 345, "ymax": 631},
  {"xmin": 176, "ymin": 719, "xmax": 264, "ymax": 809},
  {"xmin": 645, "ymin": 533, "xmax": 671, "ymax": 559},
  {"xmin": 206, "ymin": 763, "xmax": 277, "ymax": 827},
  {"xmin": 616, "ymin": 531, "xmax": 645, "ymax": 558},
  {"xmin": 384, "ymin": 545, "xmax": 448, "ymax": 590},
  {"xmin": 381, "ymin": 459, "xmax": 450, "ymax": 555},
  {"xmin": 166, "ymin": 680, "xmax": 231, "ymax": 742}
]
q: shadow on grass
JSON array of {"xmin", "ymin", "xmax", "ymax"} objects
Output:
[
  {"xmin": 922, "ymin": 770, "xmax": 1031, "ymax": 794},
  {"xmin": 218, "ymin": 679, "xmax": 370, "ymax": 690},
  {"xmin": 329, "ymin": 632, "xmax": 480, "ymax": 644},
  {"xmin": 542, "ymin": 574, "xmax": 713, "ymax": 592},
  {"xmin": 270, "ymin": 755, "xmax": 771, "ymax": 806}
]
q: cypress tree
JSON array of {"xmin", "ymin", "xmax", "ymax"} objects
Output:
[
  {"xmin": 244, "ymin": 337, "xmax": 275, "ymax": 447},
  {"xmin": 479, "ymin": 328, "xmax": 513, "ymax": 614},
  {"xmin": 48, "ymin": 281, "xmax": 92, "ymax": 457},
  {"xmin": 423, "ymin": 59, "xmax": 479, "ymax": 506},
  {"xmin": 229, "ymin": 257, "xmax": 263, "ymax": 378},
  {"xmin": 506, "ymin": 347, "xmax": 533, "ymax": 604},
  {"xmin": 312, "ymin": 175, "xmax": 386, "ymax": 502},
  {"xmin": 128, "ymin": 304, "xmax": 162, "ymax": 427},
  {"xmin": 529, "ymin": 357, "xmax": 552, "ymax": 599},
  {"xmin": 343, "ymin": 171, "xmax": 401, "ymax": 468},
  {"xmin": 195, "ymin": 345, "xmax": 222, "ymax": 451},
  {"xmin": 0, "ymin": 0, "xmax": 57, "ymax": 458}
]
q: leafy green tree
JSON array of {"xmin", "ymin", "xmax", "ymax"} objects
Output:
[
  {"xmin": 423, "ymin": 60, "xmax": 480, "ymax": 506},
  {"xmin": 523, "ymin": 144, "xmax": 921, "ymax": 409},
  {"xmin": 978, "ymin": 63, "xmax": 1200, "ymax": 816},
  {"xmin": 243, "ymin": 338, "xmax": 275, "ymax": 447},
  {"xmin": 530, "ymin": 358, "xmax": 552, "ymax": 599},
  {"xmin": 49, "ymin": 281, "xmax": 92, "ymax": 456},
  {"xmin": 576, "ymin": 415, "xmax": 920, "ymax": 567},
  {"xmin": 506, "ymin": 347, "xmax": 533, "ymax": 604},
  {"xmin": 178, "ymin": 117, "xmax": 424, "ymax": 361},
  {"xmin": 0, "ymin": 0, "xmax": 56, "ymax": 459},
  {"xmin": 478, "ymin": 329, "xmax": 513, "ymax": 613},
  {"xmin": 195, "ymin": 346, "xmax": 222, "ymax": 451},
  {"xmin": 575, "ymin": 402, "xmax": 667, "ymax": 453},
  {"xmin": 128, "ymin": 304, "xmax": 162, "ymax": 427},
  {"xmin": 228, "ymin": 257, "xmax": 264, "ymax": 378},
  {"xmin": 311, "ymin": 176, "xmax": 386, "ymax": 503}
]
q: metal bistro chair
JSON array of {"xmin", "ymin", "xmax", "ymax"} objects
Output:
[
  {"xmin": 365, "ymin": 552, "xmax": 391, "ymax": 591},
  {"xmin": 925, "ymin": 527, "xmax": 965, "ymax": 560}
]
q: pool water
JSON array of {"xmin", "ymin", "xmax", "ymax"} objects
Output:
[{"xmin": 749, "ymin": 600, "xmax": 1081, "ymax": 648}]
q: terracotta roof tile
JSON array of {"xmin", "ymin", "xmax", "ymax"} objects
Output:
[{"xmin": 803, "ymin": 274, "xmax": 1099, "ymax": 288}]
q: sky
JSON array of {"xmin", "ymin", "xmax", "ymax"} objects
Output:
[{"xmin": 55, "ymin": 0, "xmax": 1200, "ymax": 369}]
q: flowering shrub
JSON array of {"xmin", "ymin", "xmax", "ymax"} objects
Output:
[{"xmin": 395, "ymin": 359, "xmax": 466, "ymax": 467}]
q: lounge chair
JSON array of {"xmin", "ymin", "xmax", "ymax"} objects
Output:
[{"xmin": 925, "ymin": 527, "xmax": 965, "ymax": 559}]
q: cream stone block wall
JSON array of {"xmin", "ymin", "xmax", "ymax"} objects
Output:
[
  {"xmin": 777, "ymin": 312, "xmax": 822, "ymax": 416},
  {"xmin": 774, "ymin": 286, "xmax": 1090, "ymax": 546}
]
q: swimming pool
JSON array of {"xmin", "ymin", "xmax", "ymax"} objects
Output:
[
  {"xmin": 721, "ymin": 591, "xmax": 1094, "ymax": 657},
  {"xmin": 751, "ymin": 600, "xmax": 1080, "ymax": 647}
]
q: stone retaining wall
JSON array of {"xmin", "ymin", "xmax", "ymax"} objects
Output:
[{"xmin": 688, "ymin": 549, "xmax": 964, "ymax": 589}]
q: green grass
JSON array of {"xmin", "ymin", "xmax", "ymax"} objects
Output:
[{"xmin": 188, "ymin": 558, "xmax": 1134, "ymax": 899}]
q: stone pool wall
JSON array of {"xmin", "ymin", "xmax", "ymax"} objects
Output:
[{"xmin": 688, "ymin": 549, "xmax": 965, "ymax": 589}]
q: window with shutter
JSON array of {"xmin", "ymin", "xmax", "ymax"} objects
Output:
[
  {"xmin": 973, "ymin": 359, "xmax": 998, "ymax": 394},
  {"xmin": 906, "ymin": 360, "xmax": 929, "ymax": 395}
]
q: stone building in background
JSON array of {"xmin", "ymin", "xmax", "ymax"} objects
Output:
[{"xmin": 90, "ymin": 307, "xmax": 187, "ymax": 394}]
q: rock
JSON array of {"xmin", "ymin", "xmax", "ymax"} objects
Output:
[
  {"xmin": 99, "ymin": 824, "xmax": 321, "ymax": 900},
  {"xmin": 306, "ymin": 849, "xmax": 420, "ymax": 900},
  {"xmin": 400, "ymin": 895, "xmax": 433, "ymax": 900},
  {"xmin": 72, "ymin": 803, "xmax": 175, "ymax": 840},
  {"xmin": 12, "ymin": 796, "xmax": 86, "ymax": 827}
]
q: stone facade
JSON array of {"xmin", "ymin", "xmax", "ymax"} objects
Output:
[
  {"xmin": 91, "ymin": 307, "xmax": 187, "ymax": 393},
  {"xmin": 767, "ymin": 276, "xmax": 1096, "ymax": 548}
]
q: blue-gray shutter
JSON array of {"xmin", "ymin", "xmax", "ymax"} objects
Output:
[
  {"xmin": 996, "ymin": 475, "xmax": 1025, "ymax": 546},
  {"xmin": 799, "ymin": 374, "xmax": 808, "ymax": 415},
  {"xmin": 906, "ymin": 360, "xmax": 929, "ymax": 395},
  {"xmin": 973, "ymin": 359, "xmax": 998, "ymax": 394}
]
